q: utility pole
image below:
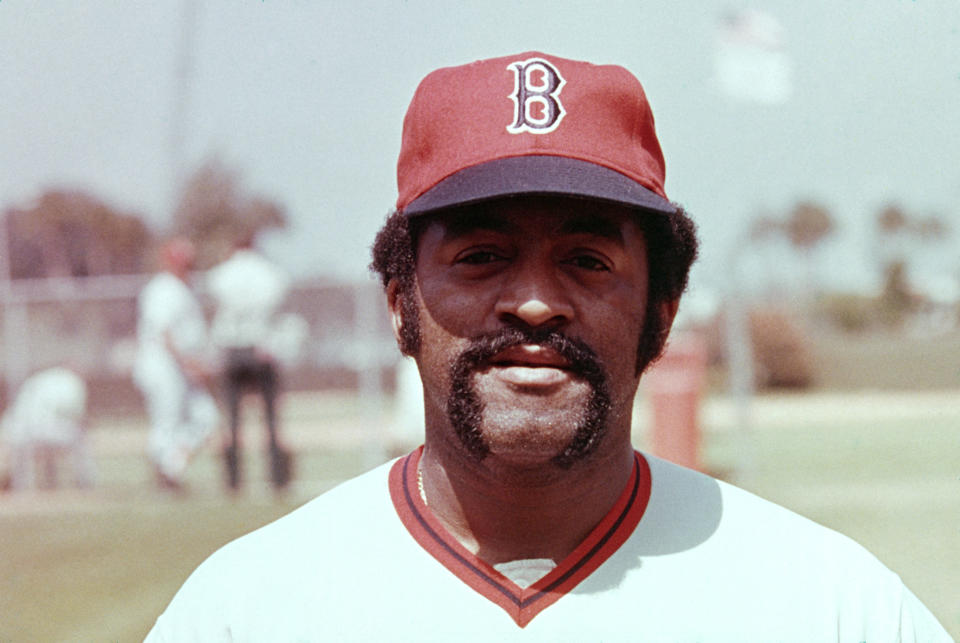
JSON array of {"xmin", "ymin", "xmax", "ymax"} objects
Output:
[{"xmin": 169, "ymin": 0, "xmax": 199, "ymax": 223}]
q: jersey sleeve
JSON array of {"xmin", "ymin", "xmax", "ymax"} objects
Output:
[
  {"xmin": 897, "ymin": 584, "xmax": 955, "ymax": 642},
  {"xmin": 143, "ymin": 614, "xmax": 233, "ymax": 643}
]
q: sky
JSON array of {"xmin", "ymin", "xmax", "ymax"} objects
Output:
[{"xmin": 2, "ymin": 0, "xmax": 958, "ymax": 304}]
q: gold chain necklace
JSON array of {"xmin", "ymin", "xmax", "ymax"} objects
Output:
[{"xmin": 417, "ymin": 466, "xmax": 428, "ymax": 505}]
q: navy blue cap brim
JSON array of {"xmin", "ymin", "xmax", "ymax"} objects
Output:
[{"xmin": 402, "ymin": 155, "xmax": 675, "ymax": 217}]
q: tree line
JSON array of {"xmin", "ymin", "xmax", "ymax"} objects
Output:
[
  {"xmin": 749, "ymin": 201, "xmax": 955, "ymax": 331},
  {"xmin": 2, "ymin": 158, "xmax": 286, "ymax": 281}
]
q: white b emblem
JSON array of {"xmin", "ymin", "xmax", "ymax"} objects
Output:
[{"xmin": 507, "ymin": 57, "xmax": 566, "ymax": 135}]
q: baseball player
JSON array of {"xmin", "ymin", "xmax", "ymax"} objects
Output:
[
  {"xmin": 206, "ymin": 234, "xmax": 293, "ymax": 492},
  {"xmin": 0, "ymin": 365, "xmax": 92, "ymax": 490},
  {"xmin": 146, "ymin": 52, "xmax": 952, "ymax": 641},
  {"xmin": 133, "ymin": 238, "xmax": 218, "ymax": 491}
]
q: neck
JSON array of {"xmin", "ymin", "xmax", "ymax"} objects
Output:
[{"xmin": 417, "ymin": 431, "xmax": 634, "ymax": 565}]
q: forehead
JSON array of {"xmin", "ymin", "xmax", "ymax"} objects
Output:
[{"xmin": 417, "ymin": 196, "xmax": 646, "ymax": 244}]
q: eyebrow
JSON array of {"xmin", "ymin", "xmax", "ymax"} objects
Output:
[
  {"xmin": 437, "ymin": 212, "xmax": 513, "ymax": 239},
  {"xmin": 555, "ymin": 215, "xmax": 625, "ymax": 243},
  {"xmin": 436, "ymin": 211, "xmax": 626, "ymax": 244}
]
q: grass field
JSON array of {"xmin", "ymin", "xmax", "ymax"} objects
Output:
[{"xmin": 2, "ymin": 389, "xmax": 958, "ymax": 641}]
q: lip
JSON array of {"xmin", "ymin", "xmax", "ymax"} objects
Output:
[
  {"xmin": 485, "ymin": 345, "xmax": 573, "ymax": 388},
  {"xmin": 488, "ymin": 345, "xmax": 571, "ymax": 369}
]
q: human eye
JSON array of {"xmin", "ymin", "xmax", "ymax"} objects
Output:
[
  {"xmin": 563, "ymin": 252, "xmax": 612, "ymax": 272},
  {"xmin": 454, "ymin": 247, "xmax": 506, "ymax": 265}
]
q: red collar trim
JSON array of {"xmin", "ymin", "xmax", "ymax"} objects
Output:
[{"xmin": 389, "ymin": 447, "xmax": 652, "ymax": 627}]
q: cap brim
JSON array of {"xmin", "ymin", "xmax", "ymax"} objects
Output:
[{"xmin": 402, "ymin": 155, "xmax": 675, "ymax": 217}]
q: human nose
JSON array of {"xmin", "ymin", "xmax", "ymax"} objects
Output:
[{"xmin": 494, "ymin": 262, "xmax": 574, "ymax": 329}]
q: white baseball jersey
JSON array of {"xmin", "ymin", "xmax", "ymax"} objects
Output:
[
  {"xmin": 206, "ymin": 249, "xmax": 290, "ymax": 352},
  {"xmin": 146, "ymin": 449, "xmax": 952, "ymax": 642},
  {"xmin": 133, "ymin": 271, "xmax": 217, "ymax": 479},
  {"xmin": 133, "ymin": 271, "xmax": 210, "ymax": 387},
  {"xmin": 0, "ymin": 367, "xmax": 86, "ymax": 447}
]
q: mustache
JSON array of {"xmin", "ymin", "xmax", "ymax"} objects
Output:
[
  {"xmin": 451, "ymin": 327, "xmax": 606, "ymax": 382},
  {"xmin": 447, "ymin": 326, "xmax": 612, "ymax": 467}
]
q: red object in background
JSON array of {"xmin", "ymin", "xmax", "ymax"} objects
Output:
[{"xmin": 644, "ymin": 332, "xmax": 708, "ymax": 471}]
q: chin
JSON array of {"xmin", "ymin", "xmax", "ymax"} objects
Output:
[{"xmin": 478, "ymin": 410, "xmax": 583, "ymax": 465}]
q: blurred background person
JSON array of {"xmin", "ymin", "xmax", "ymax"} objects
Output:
[
  {"xmin": 133, "ymin": 237, "xmax": 219, "ymax": 492},
  {"xmin": 0, "ymin": 365, "xmax": 92, "ymax": 491},
  {"xmin": 206, "ymin": 233, "xmax": 292, "ymax": 493}
]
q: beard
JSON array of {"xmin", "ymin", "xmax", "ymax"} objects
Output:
[{"xmin": 445, "ymin": 327, "xmax": 612, "ymax": 469}]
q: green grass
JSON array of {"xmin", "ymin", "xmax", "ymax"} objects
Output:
[
  {"xmin": 0, "ymin": 443, "xmax": 375, "ymax": 643},
  {"xmin": 1, "ymin": 500, "xmax": 296, "ymax": 642},
  {"xmin": 2, "ymin": 392, "xmax": 958, "ymax": 641}
]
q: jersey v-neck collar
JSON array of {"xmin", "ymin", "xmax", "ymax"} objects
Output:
[{"xmin": 389, "ymin": 447, "xmax": 652, "ymax": 627}]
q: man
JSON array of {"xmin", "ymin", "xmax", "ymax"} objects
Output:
[
  {"xmin": 1, "ymin": 365, "xmax": 92, "ymax": 490},
  {"xmin": 146, "ymin": 52, "xmax": 951, "ymax": 640},
  {"xmin": 133, "ymin": 237, "xmax": 218, "ymax": 491},
  {"xmin": 206, "ymin": 234, "xmax": 293, "ymax": 492}
]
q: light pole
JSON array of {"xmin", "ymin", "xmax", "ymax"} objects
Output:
[{"xmin": 714, "ymin": 8, "xmax": 793, "ymax": 484}]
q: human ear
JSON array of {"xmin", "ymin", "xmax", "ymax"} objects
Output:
[
  {"xmin": 387, "ymin": 278, "xmax": 421, "ymax": 356},
  {"xmin": 660, "ymin": 298, "xmax": 680, "ymax": 334},
  {"xmin": 387, "ymin": 279, "xmax": 405, "ymax": 347},
  {"xmin": 636, "ymin": 297, "xmax": 682, "ymax": 375},
  {"xmin": 651, "ymin": 298, "xmax": 682, "ymax": 358}
]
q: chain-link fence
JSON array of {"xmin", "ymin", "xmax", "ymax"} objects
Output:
[{"xmin": 0, "ymin": 274, "xmax": 397, "ymax": 415}]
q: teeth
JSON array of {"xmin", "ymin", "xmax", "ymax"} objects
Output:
[
  {"xmin": 495, "ymin": 362, "xmax": 560, "ymax": 368},
  {"xmin": 489, "ymin": 347, "xmax": 568, "ymax": 369}
]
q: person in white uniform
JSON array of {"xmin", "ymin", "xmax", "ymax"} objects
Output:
[
  {"xmin": 206, "ymin": 234, "xmax": 292, "ymax": 491},
  {"xmin": 146, "ymin": 52, "xmax": 953, "ymax": 641},
  {"xmin": 1, "ymin": 366, "xmax": 92, "ymax": 490},
  {"xmin": 133, "ymin": 238, "xmax": 218, "ymax": 491}
]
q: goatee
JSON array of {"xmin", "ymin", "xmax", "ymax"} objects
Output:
[{"xmin": 446, "ymin": 327, "xmax": 612, "ymax": 468}]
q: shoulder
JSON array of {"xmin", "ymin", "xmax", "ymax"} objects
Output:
[
  {"xmin": 207, "ymin": 251, "xmax": 288, "ymax": 296},
  {"xmin": 634, "ymin": 454, "xmax": 913, "ymax": 607},
  {"xmin": 631, "ymin": 455, "xmax": 953, "ymax": 639},
  {"xmin": 147, "ymin": 460, "xmax": 403, "ymax": 638},
  {"xmin": 204, "ymin": 255, "xmax": 235, "ymax": 287},
  {"xmin": 202, "ymin": 459, "xmax": 397, "ymax": 571},
  {"xmin": 632, "ymin": 456, "xmax": 944, "ymax": 632},
  {"xmin": 640, "ymin": 453, "xmax": 884, "ymax": 564},
  {"xmin": 141, "ymin": 273, "xmax": 191, "ymax": 306}
]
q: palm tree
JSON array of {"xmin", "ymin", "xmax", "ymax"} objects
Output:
[{"xmin": 785, "ymin": 201, "xmax": 835, "ymax": 300}]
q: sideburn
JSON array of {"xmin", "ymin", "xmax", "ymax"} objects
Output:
[
  {"xmin": 396, "ymin": 277, "xmax": 422, "ymax": 356},
  {"xmin": 635, "ymin": 300, "xmax": 670, "ymax": 376}
]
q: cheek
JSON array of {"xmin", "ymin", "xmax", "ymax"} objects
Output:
[
  {"xmin": 596, "ymin": 308, "xmax": 643, "ymax": 360},
  {"xmin": 588, "ymin": 287, "xmax": 648, "ymax": 384},
  {"xmin": 410, "ymin": 285, "xmax": 469, "ymax": 390},
  {"xmin": 416, "ymin": 272, "xmax": 497, "ymax": 339}
]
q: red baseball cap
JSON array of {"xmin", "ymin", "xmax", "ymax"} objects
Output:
[{"xmin": 396, "ymin": 51, "xmax": 674, "ymax": 217}]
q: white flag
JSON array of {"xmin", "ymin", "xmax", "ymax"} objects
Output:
[{"xmin": 715, "ymin": 9, "xmax": 793, "ymax": 104}]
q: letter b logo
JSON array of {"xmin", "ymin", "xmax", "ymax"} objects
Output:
[{"xmin": 507, "ymin": 58, "xmax": 566, "ymax": 135}]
